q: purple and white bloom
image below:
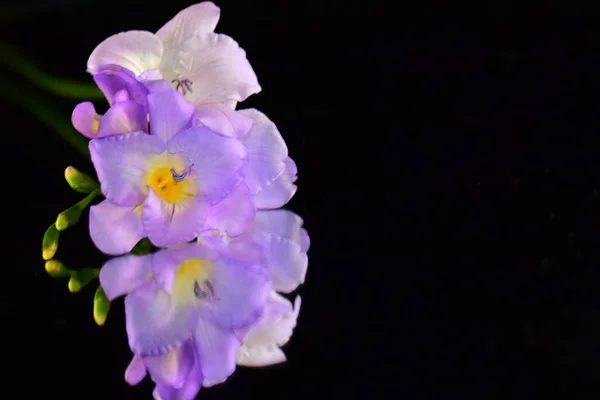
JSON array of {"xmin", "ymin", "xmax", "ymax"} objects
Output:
[
  {"xmin": 86, "ymin": 2, "xmax": 260, "ymax": 112},
  {"xmin": 100, "ymin": 240, "xmax": 272, "ymax": 399},
  {"xmin": 88, "ymin": 87, "xmax": 252, "ymax": 252}
]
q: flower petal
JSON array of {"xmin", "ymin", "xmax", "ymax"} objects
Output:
[
  {"xmin": 93, "ymin": 64, "xmax": 150, "ymax": 108},
  {"xmin": 235, "ymin": 291, "xmax": 293, "ymax": 341},
  {"xmin": 192, "ymin": 103, "xmax": 253, "ymax": 138},
  {"xmin": 72, "ymin": 102, "xmax": 101, "ymax": 139},
  {"xmin": 89, "ymin": 200, "xmax": 145, "ymax": 255},
  {"xmin": 97, "ymin": 101, "xmax": 148, "ymax": 137},
  {"xmin": 143, "ymin": 340, "xmax": 195, "ymax": 388},
  {"xmin": 250, "ymin": 210, "xmax": 309, "ymax": 293},
  {"xmin": 142, "ymin": 188, "xmax": 209, "ymax": 248},
  {"xmin": 89, "ymin": 131, "xmax": 165, "ymax": 206},
  {"xmin": 125, "ymin": 281, "xmax": 198, "ymax": 357},
  {"xmin": 238, "ymin": 109, "xmax": 288, "ymax": 197},
  {"xmin": 154, "ymin": 354, "xmax": 203, "ymax": 400},
  {"xmin": 194, "ymin": 319, "xmax": 239, "ymax": 386},
  {"xmin": 156, "ymin": 2, "xmax": 220, "ymax": 48},
  {"xmin": 87, "ymin": 31, "xmax": 163, "ymax": 76},
  {"xmin": 254, "ymin": 156, "xmax": 298, "ymax": 210},
  {"xmin": 99, "ymin": 253, "xmax": 152, "ymax": 301},
  {"xmin": 148, "ymin": 88, "xmax": 195, "ymax": 142},
  {"xmin": 176, "ymin": 33, "xmax": 261, "ymax": 106},
  {"xmin": 125, "ymin": 355, "xmax": 147, "ymax": 385},
  {"xmin": 167, "ymin": 126, "xmax": 247, "ymax": 204},
  {"xmin": 205, "ymin": 182, "xmax": 256, "ymax": 237}
]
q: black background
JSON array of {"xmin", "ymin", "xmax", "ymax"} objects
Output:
[{"xmin": 3, "ymin": 1, "xmax": 600, "ymax": 398}]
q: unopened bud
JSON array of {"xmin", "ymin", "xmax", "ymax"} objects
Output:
[
  {"xmin": 64, "ymin": 166, "xmax": 99, "ymax": 194},
  {"xmin": 45, "ymin": 259, "xmax": 70, "ymax": 278},
  {"xmin": 93, "ymin": 286, "xmax": 111, "ymax": 326},
  {"xmin": 42, "ymin": 224, "xmax": 59, "ymax": 260},
  {"xmin": 55, "ymin": 190, "xmax": 99, "ymax": 231},
  {"xmin": 68, "ymin": 267, "xmax": 99, "ymax": 293}
]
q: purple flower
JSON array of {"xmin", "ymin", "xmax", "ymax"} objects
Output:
[
  {"xmin": 88, "ymin": 87, "xmax": 252, "ymax": 252},
  {"xmin": 99, "ymin": 240, "xmax": 271, "ymax": 399}
]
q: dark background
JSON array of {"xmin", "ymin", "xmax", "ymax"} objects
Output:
[{"xmin": 3, "ymin": 1, "xmax": 600, "ymax": 398}]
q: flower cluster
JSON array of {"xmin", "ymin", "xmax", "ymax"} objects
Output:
[{"xmin": 45, "ymin": 3, "xmax": 309, "ymax": 399}]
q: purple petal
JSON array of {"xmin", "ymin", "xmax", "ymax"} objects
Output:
[
  {"xmin": 143, "ymin": 340, "xmax": 195, "ymax": 388},
  {"xmin": 167, "ymin": 126, "xmax": 247, "ymax": 204},
  {"xmin": 192, "ymin": 103, "xmax": 253, "ymax": 138},
  {"xmin": 97, "ymin": 101, "xmax": 148, "ymax": 137},
  {"xmin": 125, "ymin": 355, "xmax": 147, "ymax": 385},
  {"xmin": 194, "ymin": 319, "xmax": 239, "ymax": 385},
  {"xmin": 72, "ymin": 102, "xmax": 101, "ymax": 139},
  {"xmin": 254, "ymin": 157, "xmax": 298, "ymax": 210},
  {"xmin": 204, "ymin": 183, "xmax": 256, "ymax": 237},
  {"xmin": 125, "ymin": 281, "xmax": 198, "ymax": 357},
  {"xmin": 142, "ymin": 188, "xmax": 209, "ymax": 248},
  {"xmin": 238, "ymin": 109, "xmax": 288, "ymax": 199},
  {"xmin": 154, "ymin": 354, "xmax": 202, "ymax": 400},
  {"xmin": 93, "ymin": 64, "xmax": 150, "ymax": 109},
  {"xmin": 250, "ymin": 210, "xmax": 309, "ymax": 293},
  {"xmin": 144, "ymin": 79, "xmax": 174, "ymax": 93},
  {"xmin": 113, "ymin": 89, "xmax": 130, "ymax": 103},
  {"xmin": 235, "ymin": 291, "xmax": 293, "ymax": 341},
  {"xmin": 148, "ymin": 88, "xmax": 195, "ymax": 142},
  {"xmin": 89, "ymin": 131, "xmax": 165, "ymax": 206},
  {"xmin": 99, "ymin": 253, "xmax": 152, "ymax": 301},
  {"xmin": 89, "ymin": 200, "xmax": 145, "ymax": 255}
]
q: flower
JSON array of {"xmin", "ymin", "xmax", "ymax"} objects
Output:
[
  {"xmin": 99, "ymin": 240, "xmax": 272, "ymax": 399},
  {"xmin": 88, "ymin": 87, "xmax": 252, "ymax": 252},
  {"xmin": 86, "ymin": 2, "xmax": 260, "ymax": 110}
]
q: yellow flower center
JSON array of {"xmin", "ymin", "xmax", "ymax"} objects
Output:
[
  {"xmin": 146, "ymin": 154, "xmax": 198, "ymax": 204},
  {"xmin": 172, "ymin": 259, "xmax": 213, "ymax": 305}
]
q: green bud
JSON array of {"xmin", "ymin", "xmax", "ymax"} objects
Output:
[
  {"xmin": 42, "ymin": 224, "xmax": 59, "ymax": 260},
  {"xmin": 68, "ymin": 267, "xmax": 99, "ymax": 293},
  {"xmin": 130, "ymin": 238, "xmax": 153, "ymax": 255},
  {"xmin": 64, "ymin": 166, "xmax": 99, "ymax": 194},
  {"xmin": 55, "ymin": 189, "xmax": 99, "ymax": 231},
  {"xmin": 93, "ymin": 286, "xmax": 111, "ymax": 326},
  {"xmin": 45, "ymin": 259, "xmax": 70, "ymax": 278}
]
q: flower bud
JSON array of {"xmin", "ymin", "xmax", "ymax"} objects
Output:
[
  {"xmin": 42, "ymin": 224, "xmax": 59, "ymax": 260},
  {"xmin": 45, "ymin": 259, "xmax": 70, "ymax": 278},
  {"xmin": 93, "ymin": 286, "xmax": 110, "ymax": 326},
  {"xmin": 68, "ymin": 267, "xmax": 99, "ymax": 293},
  {"xmin": 64, "ymin": 166, "xmax": 99, "ymax": 194}
]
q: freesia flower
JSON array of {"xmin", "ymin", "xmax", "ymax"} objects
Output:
[
  {"xmin": 88, "ymin": 87, "xmax": 251, "ymax": 252},
  {"xmin": 99, "ymin": 240, "xmax": 272, "ymax": 399},
  {"xmin": 86, "ymin": 2, "xmax": 260, "ymax": 111}
]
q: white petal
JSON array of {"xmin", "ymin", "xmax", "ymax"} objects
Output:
[
  {"xmin": 87, "ymin": 31, "xmax": 163, "ymax": 76},
  {"xmin": 157, "ymin": 2, "xmax": 221, "ymax": 51}
]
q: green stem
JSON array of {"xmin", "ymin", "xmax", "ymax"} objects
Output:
[{"xmin": 0, "ymin": 41, "xmax": 103, "ymax": 99}]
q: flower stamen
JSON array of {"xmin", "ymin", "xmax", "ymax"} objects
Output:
[{"xmin": 171, "ymin": 79, "xmax": 193, "ymax": 95}]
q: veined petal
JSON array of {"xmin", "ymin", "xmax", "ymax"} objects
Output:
[
  {"xmin": 194, "ymin": 319, "xmax": 239, "ymax": 385},
  {"xmin": 89, "ymin": 200, "xmax": 145, "ymax": 255},
  {"xmin": 89, "ymin": 131, "xmax": 165, "ymax": 206},
  {"xmin": 142, "ymin": 188, "xmax": 209, "ymax": 248},
  {"xmin": 250, "ymin": 210, "xmax": 309, "ymax": 293},
  {"xmin": 88, "ymin": 31, "xmax": 163, "ymax": 76},
  {"xmin": 72, "ymin": 102, "xmax": 101, "ymax": 139},
  {"xmin": 143, "ymin": 340, "xmax": 195, "ymax": 389},
  {"xmin": 97, "ymin": 101, "xmax": 148, "ymax": 137},
  {"xmin": 204, "ymin": 183, "xmax": 256, "ymax": 238},
  {"xmin": 125, "ymin": 355, "xmax": 147, "ymax": 385},
  {"xmin": 167, "ymin": 126, "xmax": 247, "ymax": 204},
  {"xmin": 154, "ymin": 353, "xmax": 202, "ymax": 400},
  {"xmin": 94, "ymin": 64, "xmax": 150, "ymax": 108},
  {"xmin": 176, "ymin": 33, "xmax": 261, "ymax": 107},
  {"xmin": 239, "ymin": 109, "xmax": 288, "ymax": 198},
  {"xmin": 99, "ymin": 253, "xmax": 152, "ymax": 301},
  {"xmin": 192, "ymin": 103, "xmax": 253, "ymax": 138},
  {"xmin": 254, "ymin": 157, "xmax": 298, "ymax": 210},
  {"xmin": 157, "ymin": 2, "xmax": 220, "ymax": 50},
  {"xmin": 148, "ymin": 88, "xmax": 195, "ymax": 142},
  {"xmin": 125, "ymin": 281, "xmax": 198, "ymax": 357}
]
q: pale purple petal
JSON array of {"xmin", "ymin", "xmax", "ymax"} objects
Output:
[
  {"xmin": 144, "ymin": 79, "xmax": 174, "ymax": 93},
  {"xmin": 192, "ymin": 103, "xmax": 253, "ymax": 138},
  {"xmin": 235, "ymin": 291, "xmax": 292, "ymax": 341},
  {"xmin": 141, "ymin": 188, "xmax": 209, "ymax": 248},
  {"xmin": 254, "ymin": 157, "xmax": 298, "ymax": 210},
  {"xmin": 72, "ymin": 102, "xmax": 101, "ymax": 139},
  {"xmin": 93, "ymin": 64, "xmax": 150, "ymax": 108},
  {"xmin": 143, "ymin": 340, "xmax": 195, "ymax": 388},
  {"xmin": 148, "ymin": 89, "xmax": 195, "ymax": 142},
  {"xmin": 87, "ymin": 31, "xmax": 163, "ymax": 76},
  {"xmin": 125, "ymin": 355, "xmax": 147, "ymax": 385},
  {"xmin": 238, "ymin": 109, "xmax": 288, "ymax": 199},
  {"xmin": 167, "ymin": 126, "xmax": 247, "ymax": 204},
  {"xmin": 89, "ymin": 200, "xmax": 145, "ymax": 255},
  {"xmin": 113, "ymin": 88, "xmax": 130, "ymax": 103},
  {"xmin": 125, "ymin": 281, "xmax": 198, "ymax": 357},
  {"xmin": 99, "ymin": 253, "xmax": 152, "ymax": 301},
  {"xmin": 194, "ymin": 319, "xmax": 239, "ymax": 385},
  {"xmin": 204, "ymin": 183, "xmax": 256, "ymax": 237},
  {"xmin": 89, "ymin": 131, "xmax": 165, "ymax": 206},
  {"xmin": 156, "ymin": 2, "xmax": 220, "ymax": 43},
  {"xmin": 97, "ymin": 101, "xmax": 148, "ymax": 137},
  {"xmin": 175, "ymin": 33, "xmax": 261, "ymax": 107},
  {"xmin": 154, "ymin": 354, "xmax": 202, "ymax": 400},
  {"xmin": 250, "ymin": 210, "xmax": 309, "ymax": 293}
]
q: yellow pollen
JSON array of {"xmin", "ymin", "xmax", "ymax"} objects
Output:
[
  {"xmin": 146, "ymin": 166, "xmax": 196, "ymax": 204},
  {"xmin": 91, "ymin": 117, "xmax": 100, "ymax": 134}
]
